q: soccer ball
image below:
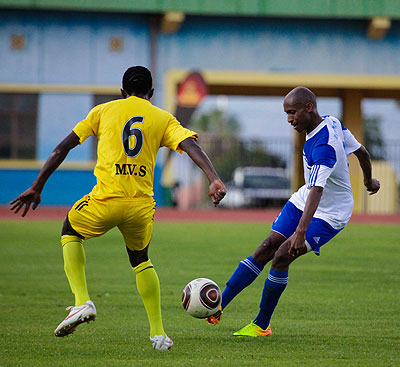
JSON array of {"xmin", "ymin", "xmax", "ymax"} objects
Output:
[{"xmin": 181, "ymin": 278, "xmax": 222, "ymax": 318}]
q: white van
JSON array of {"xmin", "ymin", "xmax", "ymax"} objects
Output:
[{"xmin": 222, "ymin": 166, "xmax": 291, "ymax": 208}]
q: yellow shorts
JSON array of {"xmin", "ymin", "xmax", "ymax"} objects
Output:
[{"xmin": 67, "ymin": 194, "xmax": 156, "ymax": 251}]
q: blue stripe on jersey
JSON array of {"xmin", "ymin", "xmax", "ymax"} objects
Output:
[
  {"xmin": 304, "ymin": 126, "xmax": 336, "ymax": 168},
  {"xmin": 309, "ymin": 164, "xmax": 320, "ymax": 187},
  {"xmin": 313, "ymin": 143, "xmax": 336, "ymax": 168}
]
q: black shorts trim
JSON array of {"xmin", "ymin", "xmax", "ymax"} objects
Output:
[{"xmin": 65, "ymin": 215, "xmax": 85, "ymax": 239}]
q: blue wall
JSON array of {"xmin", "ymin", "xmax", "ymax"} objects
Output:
[
  {"xmin": 0, "ymin": 11, "xmax": 150, "ymax": 85},
  {"xmin": 2, "ymin": 11, "xmax": 399, "ymax": 110},
  {"xmin": 1, "ymin": 165, "xmax": 163, "ymax": 206},
  {"xmin": 1, "ymin": 169, "xmax": 96, "ymax": 205},
  {"xmin": 37, "ymin": 93, "xmax": 93, "ymax": 160}
]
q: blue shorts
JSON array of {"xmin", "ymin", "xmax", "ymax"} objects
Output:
[{"xmin": 271, "ymin": 201, "xmax": 343, "ymax": 255}]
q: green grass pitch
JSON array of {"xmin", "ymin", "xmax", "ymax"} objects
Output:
[{"xmin": 0, "ymin": 220, "xmax": 399, "ymax": 367}]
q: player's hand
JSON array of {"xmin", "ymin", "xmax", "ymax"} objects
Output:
[
  {"xmin": 287, "ymin": 231, "xmax": 307, "ymax": 258},
  {"xmin": 365, "ymin": 178, "xmax": 380, "ymax": 195},
  {"xmin": 208, "ymin": 179, "xmax": 227, "ymax": 207},
  {"xmin": 10, "ymin": 187, "xmax": 41, "ymax": 217}
]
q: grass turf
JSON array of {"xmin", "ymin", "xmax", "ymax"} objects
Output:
[{"xmin": 0, "ymin": 220, "xmax": 399, "ymax": 367}]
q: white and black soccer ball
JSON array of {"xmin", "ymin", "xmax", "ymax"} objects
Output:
[{"xmin": 181, "ymin": 278, "xmax": 222, "ymax": 318}]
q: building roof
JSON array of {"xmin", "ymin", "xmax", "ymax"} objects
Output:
[{"xmin": 1, "ymin": 0, "xmax": 399, "ymax": 19}]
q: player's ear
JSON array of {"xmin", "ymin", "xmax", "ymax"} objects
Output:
[
  {"xmin": 121, "ymin": 89, "xmax": 128, "ymax": 99},
  {"xmin": 305, "ymin": 102, "xmax": 313, "ymax": 112},
  {"xmin": 148, "ymin": 88, "xmax": 154, "ymax": 100}
]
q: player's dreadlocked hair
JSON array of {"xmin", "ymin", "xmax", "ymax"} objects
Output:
[{"xmin": 122, "ymin": 66, "xmax": 152, "ymax": 96}]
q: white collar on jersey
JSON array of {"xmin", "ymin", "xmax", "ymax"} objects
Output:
[{"xmin": 306, "ymin": 116, "xmax": 329, "ymax": 140}]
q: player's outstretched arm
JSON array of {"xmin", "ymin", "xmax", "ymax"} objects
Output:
[
  {"xmin": 352, "ymin": 145, "xmax": 380, "ymax": 195},
  {"xmin": 179, "ymin": 137, "xmax": 226, "ymax": 206},
  {"xmin": 10, "ymin": 131, "xmax": 81, "ymax": 217}
]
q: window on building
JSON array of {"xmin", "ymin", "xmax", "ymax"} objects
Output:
[
  {"xmin": 0, "ymin": 93, "xmax": 38, "ymax": 159},
  {"xmin": 90, "ymin": 94, "xmax": 121, "ymax": 160}
]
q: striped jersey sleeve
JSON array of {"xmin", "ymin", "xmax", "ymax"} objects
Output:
[
  {"xmin": 307, "ymin": 143, "xmax": 336, "ymax": 189},
  {"xmin": 307, "ymin": 164, "xmax": 333, "ymax": 189}
]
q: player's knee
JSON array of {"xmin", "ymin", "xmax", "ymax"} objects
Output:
[
  {"xmin": 252, "ymin": 237, "xmax": 281, "ymax": 265},
  {"xmin": 126, "ymin": 245, "xmax": 149, "ymax": 268},
  {"xmin": 271, "ymin": 249, "xmax": 292, "ymax": 268}
]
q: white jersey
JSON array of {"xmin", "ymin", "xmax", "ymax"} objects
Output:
[{"xmin": 289, "ymin": 115, "xmax": 361, "ymax": 229}]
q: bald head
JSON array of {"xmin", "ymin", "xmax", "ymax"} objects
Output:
[
  {"xmin": 283, "ymin": 86, "xmax": 323, "ymax": 133},
  {"xmin": 284, "ymin": 86, "xmax": 317, "ymax": 108}
]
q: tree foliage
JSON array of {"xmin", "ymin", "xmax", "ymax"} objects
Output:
[
  {"xmin": 190, "ymin": 108, "xmax": 286, "ymax": 181},
  {"xmin": 363, "ymin": 115, "xmax": 384, "ymax": 160}
]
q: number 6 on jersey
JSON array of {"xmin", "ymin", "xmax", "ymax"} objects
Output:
[{"xmin": 122, "ymin": 116, "xmax": 144, "ymax": 157}]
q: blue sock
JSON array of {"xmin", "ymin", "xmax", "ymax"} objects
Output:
[
  {"xmin": 221, "ymin": 256, "xmax": 264, "ymax": 310},
  {"xmin": 254, "ymin": 268, "xmax": 288, "ymax": 330}
]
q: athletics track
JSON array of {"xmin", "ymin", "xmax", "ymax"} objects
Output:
[{"xmin": 1, "ymin": 206, "xmax": 400, "ymax": 224}]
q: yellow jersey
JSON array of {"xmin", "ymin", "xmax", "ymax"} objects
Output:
[{"xmin": 73, "ymin": 96, "xmax": 198, "ymax": 201}]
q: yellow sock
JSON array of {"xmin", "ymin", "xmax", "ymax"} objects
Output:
[
  {"xmin": 61, "ymin": 235, "xmax": 90, "ymax": 306},
  {"xmin": 133, "ymin": 259, "xmax": 165, "ymax": 338}
]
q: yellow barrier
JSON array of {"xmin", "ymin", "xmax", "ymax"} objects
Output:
[
  {"xmin": 0, "ymin": 160, "xmax": 96, "ymax": 170},
  {"xmin": 365, "ymin": 161, "xmax": 398, "ymax": 214}
]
